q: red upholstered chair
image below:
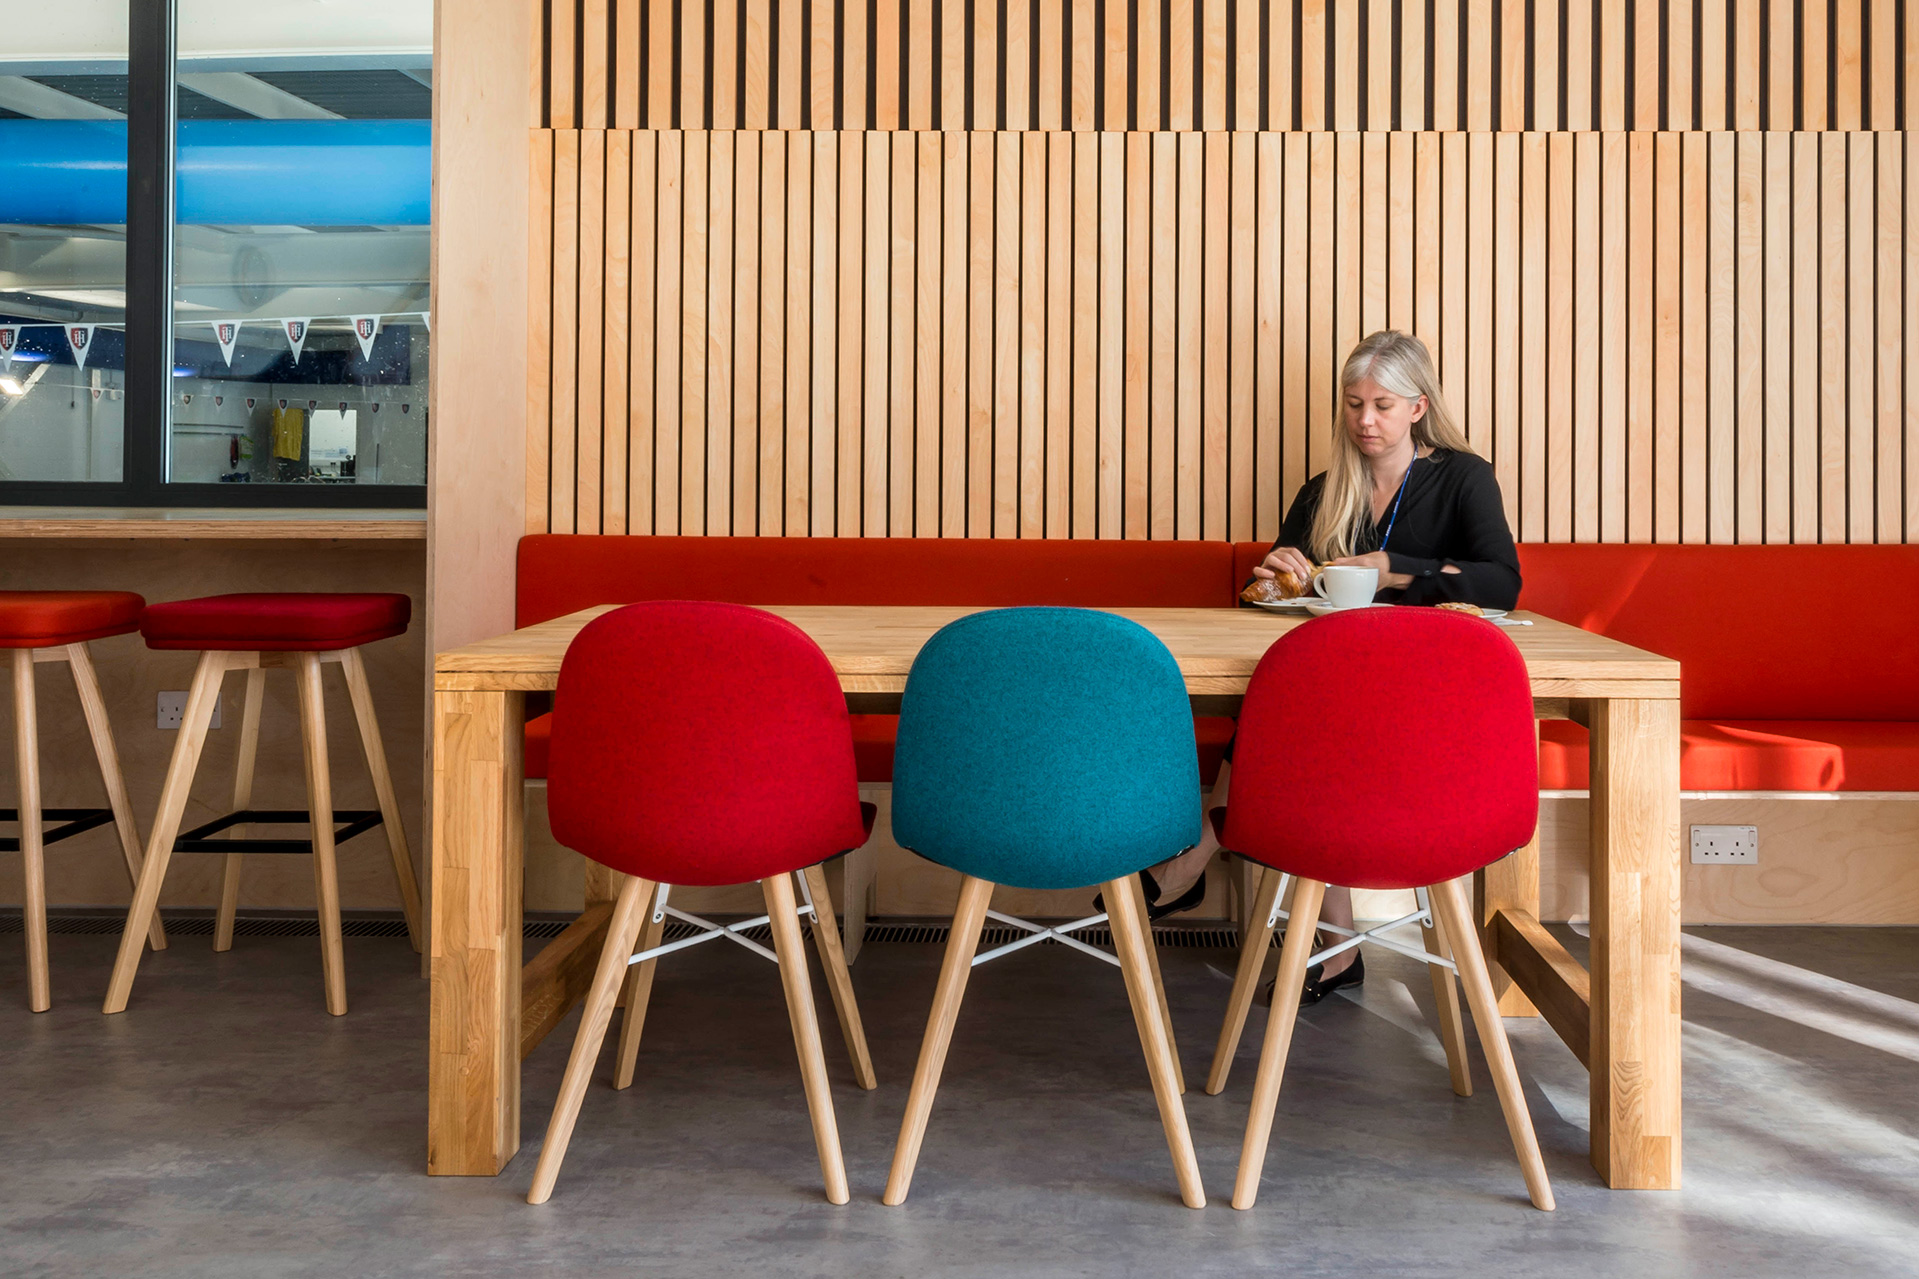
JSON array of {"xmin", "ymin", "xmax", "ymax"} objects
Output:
[
  {"xmin": 1208, "ymin": 607, "xmax": 1555, "ymax": 1212},
  {"xmin": 2, "ymin": 591, "xmax": 166, "ymax": 1011},
  {"xmin": 102, "ymin": 593, "xmax": 422, "ymax": 1017},
  {"xmin": 526, "ymin": 602, "xmax": 877, "ymax": 1206}
]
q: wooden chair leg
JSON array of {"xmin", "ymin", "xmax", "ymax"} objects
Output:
[
  {"xmin": 762, "ymin": 872, "xmax": 850, "ymax": 1205},
  {"xmin": 1108, "ymin": 874, "xmax": 1206, "ymax": 1209},
  {"xmin": 66, "ymin": 643, "xmax": 165, "ymax": 952},
  {"xmin": 883, "ymin": 873, "xmax": 993, "ymax": 1206},
  {"xmin": 1125, "ymin": 868, "xmax": 1185, "ymax": 1094},
  {"xmin": 104, "ymin": 651, "xmax": 228, "ymax": 1015},
  {"xmin": 1421, "ymin": 880, "xmax": 1474, "ymax": 1097},
  {"xmin": 527, "ymin": 874, "xmax": 652, "ymax": 1204},
  {"xmin": 612, "ymin": 880, "xmax": 665, "ymax": 1090},
  {"xmin": 1430, "ymin": 877, "xmax": 1556, "ymax": 1211},
  {"xmin": 1207, "ymin": 864, "xmax": 1282, "ymax": 1095},
  {"xmin": 340, "ymin": 647, "xmax": 425, "ymax": 952},
  {"xmin": 294, "ymin": 652, "xmax": 347, "ymax": 1016},
  {"xmin": 11, "ymin": 650, "xmax": 50, "ymax": 1012},
  {"xmin": 800, "ymin": 863, "xmax": 878, "ymax": 1090},
  {"xmin": 215, "ymin": 668, "xmax": 265, "ymax": 953},
  {"xmin": 1233, "ymin": 876, "xmax": 1325, "ymax": 1210}
]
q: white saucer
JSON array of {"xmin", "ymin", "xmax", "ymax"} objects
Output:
[
  {"xmin": 1301, "ymin": 600, "xmax": 1393, "ymax": 616},
  {"xmin": 1249, "ymin": 598, "xmax": 1315, "ymax": 613}
]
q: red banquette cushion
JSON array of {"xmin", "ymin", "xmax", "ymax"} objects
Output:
[
  {"xmin": 1516, "ymin": 544, "xmax": 1919, "ymax": 791},
  {"xmin": 519, "ymin": 536, "xmax": 1244, "ymax": 785}
]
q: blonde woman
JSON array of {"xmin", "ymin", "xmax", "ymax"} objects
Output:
[{"xmin": 1143, "ymin": 332, "xmax": 1520, "ymax": 1007}]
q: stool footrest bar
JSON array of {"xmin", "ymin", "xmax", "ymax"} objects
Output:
[
  {"xmin": 0, "ymin": 808, "xmax": 116, "ymax": 852},
  {"xmin": 172, "ymin": 809, "xmax": 383, "ymax": 855}
]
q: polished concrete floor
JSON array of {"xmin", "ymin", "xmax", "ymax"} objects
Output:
[{"xmin": 1, "ymin": 919, "xmax": 1915, "ymax": 1278}]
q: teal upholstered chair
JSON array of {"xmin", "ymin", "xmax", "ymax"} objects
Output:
[{"xmin": 881, "ymin": 607, "xmax": 1206, "ymax": 1209}]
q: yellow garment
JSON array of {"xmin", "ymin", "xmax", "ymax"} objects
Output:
[{"xmin": 272, "ymin": 406, "xmax": 305, "ymax": 460}]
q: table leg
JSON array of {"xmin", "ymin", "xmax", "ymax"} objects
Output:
[
  {"xmin": 1587, "ymin": 696, "xmax": 1682, "ymax": 1190},
  {"xmin": 428, "ymin": 687, "xmax": 526, "ymax": 1176}
]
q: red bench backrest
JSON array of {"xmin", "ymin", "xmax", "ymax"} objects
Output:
[
  {"xmin": 517, "ymin": 535, "xmax": 1239, "ymax": 629},
  {"xmin": 1516, "ymin": 543, "xmax": 1919, "ymax": 721}
]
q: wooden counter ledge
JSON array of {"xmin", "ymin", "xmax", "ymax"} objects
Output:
[{"xmin": 0, "ymin": 507, "xmax": 427, "ymax": 540}]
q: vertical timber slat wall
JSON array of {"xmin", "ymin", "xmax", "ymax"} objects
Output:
[{"xmin": 529, "ymin": 1, "xmax": 1915, "ymax": 546}]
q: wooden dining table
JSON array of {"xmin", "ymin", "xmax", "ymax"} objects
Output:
[{"xmin": 428, "ymin": 603, "xmax": 1681, "ymax": 1191}]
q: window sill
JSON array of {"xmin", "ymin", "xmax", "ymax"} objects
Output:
[{"xmin": 0, "ymin": 507, "xmax": 427, "ymax": 540}]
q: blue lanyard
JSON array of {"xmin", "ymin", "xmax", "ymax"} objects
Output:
[{"xmin": 1378, "ymin": 457, "xmax": 1416, "ymax": 550}]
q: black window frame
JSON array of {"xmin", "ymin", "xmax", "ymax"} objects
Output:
[{"xmin": 0, "ymin": 0, "xmax": 427, "ymax": 511}]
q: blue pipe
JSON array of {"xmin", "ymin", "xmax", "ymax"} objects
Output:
[{"xmin": 0, "ymin": 120, "xmax": 431, "ymax": 225}]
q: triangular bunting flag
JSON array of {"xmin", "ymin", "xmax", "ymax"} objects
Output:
[
  {"xmin": 283, "ymin": 318, "xmax": 311, "ymax": 363},
  {"xmin": 351, "ymin": 316, "xmax": 379, "ymax": 362},
  {"xmin": 214, "ymin": 320, "xmax": 241, "ymax": 367},
  {"xmin": 0, "ymin": 325, "xmax": 17, "ymax": 373},
  {"xmin": 420, "ymin": 311, "xmax": 430, "ymax": 332},
  {"xmin": 67, "ymin": 324, "xmax": 96, "ymax": 369}
]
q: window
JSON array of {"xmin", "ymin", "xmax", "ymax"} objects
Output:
[{"xmin": 0, "ymin": 0, "xmax": 429, "ymax": 507}]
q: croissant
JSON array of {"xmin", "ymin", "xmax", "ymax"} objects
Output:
[{"xmin": 1240, "ymin": 567, "xmax": 1314, "ymax": 604}]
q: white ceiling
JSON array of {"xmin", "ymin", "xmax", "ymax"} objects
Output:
[{"xmin": 9, "ymin": 0, "xmax": 431, "ymax": 63}]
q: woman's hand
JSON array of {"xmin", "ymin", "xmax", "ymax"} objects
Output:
[
  {"xmin": 1328, "ymin": 551, "xmax": 1414, "ymax": 591},
  {"xmin": 1255, "ymin": 546, "xmax": 1318, "ymax": 583}
]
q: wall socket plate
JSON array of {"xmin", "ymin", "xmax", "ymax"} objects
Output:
[
  {"xmin": 157, "ymin": 692, "xmax": 222, "ymax": 731},
  {"xmin": 1690, "ymin": 824, "xmax": 1758, "ymax": 865}
]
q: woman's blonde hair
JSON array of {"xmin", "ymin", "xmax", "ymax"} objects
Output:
[{"xmin": 1306, "ymin": 330, "xmax": 1476, "ymax": 561}]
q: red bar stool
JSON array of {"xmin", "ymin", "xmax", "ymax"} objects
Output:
[
  {"xmin": 101, "ymin": 593, "xmax": 423, "ymax": 1017},
  {"xmin": 2, "ymin": 591, "xmax": 167, "ymax": 1011}
]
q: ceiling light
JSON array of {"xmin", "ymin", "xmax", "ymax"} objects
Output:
[{"xmin": 0, "ymin": 377, "xmax": 25, "ymax": 396}]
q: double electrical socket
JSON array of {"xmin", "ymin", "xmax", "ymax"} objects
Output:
[
  {"xmin": 156, "ymin": 691, "xmax": 223, "ymax": 731},
  {"xmin": 1690, "ymin": 824, "xmax": 1758, "ymax": 865}
]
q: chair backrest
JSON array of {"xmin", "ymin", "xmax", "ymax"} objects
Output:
[
  {"xmin": 890, "ymin": 608, "xmax": 1201, "ymax": 891},
  {"xmin": 1221, "ymin": 608, "xmax": 1538, "ymax": 890},
  {"xmin": 547, "ymin": 602, "xmax": 869, "ymax": 886}
]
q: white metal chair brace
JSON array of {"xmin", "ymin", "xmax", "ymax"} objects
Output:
[
  {"xmin": 1256, "ymin": 876, "xmax": 1459, "ymax": 974},
  {"xmin": 973, "ymin": 909, "xmax": 1123, "ymax": 968},
  {"xmin": 625, "ymin": 878, "xmax": 820, "ymax": 969}
]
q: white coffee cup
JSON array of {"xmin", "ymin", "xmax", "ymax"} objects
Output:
[{"xmin": 1314, "ymin": 565, "xmax": 1380, "ymax": 609}]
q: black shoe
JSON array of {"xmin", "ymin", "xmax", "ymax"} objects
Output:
[
  {"xmin": 1260, "ymin": 949, "xmax": 1365, "ymax": 1007},
  {"xmin": 1093, "ymin": 869, "xmax": 1162, "ymax": 915},
  {"xmin": 1147, "ymin": 872, "xmax": 1206, "ymax": 921}
]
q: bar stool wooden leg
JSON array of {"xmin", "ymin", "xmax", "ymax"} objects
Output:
[
  {"xmin": 1430, "ymin": 877, "xmax": 1556, "ymax": 1211},
  {"xmin": 1125, "ymin": 868, "xmax": 1185, "ymax": 1095},
  {"xmin": 884, "ymin": 873, "xmax": 993, "ymax": 1206},
  {"xmin": 105, "ymin": 651, "xmax": 228, "ymax": 1014},
  {"xmin": 214, "ymin": 668, "xmax": 265, "ymax": 953},
  {"xmin": 1233, "ymin": 876, "xmax": 1326, "ymax": 1210},
  {"xmin": 12, "ymin": 649, "xmax": 50, "ymax": 1012},
  {"xmin": 1207, "ymin": 864, "xmax": 1282, "ymax": 1095},
  {"xmin": 340, "ymin": 647, "xmax": 425, "ymax": 952},
  {"xmin": 1108, "ymin": 873, "xmax": 1206, "ymax": 1209},
  {"xmin": 799, "ymin": 862, "xmax": 878, "ymax": 1090},
  {"xmin": 763, "ymin": 872, "xmax": 850, "ymax": 1205},
  {"xmin": 1421, "ymin": 879, "xmax": 1474, "ymax": 1097},
  {"xmin": 294, "ymin": 652, "xmax": 347, "ymax": 1016},
  {"xmin": 67, "ymin": 643, "xmax": 166, "ymax": 952},
  {"xmin": 528, "ymin": 874, "xmax": 653, "ymax": 1204},
  {"xmin": 612, "ymin": 879, "xmax": 665, "ymax": 1090}
]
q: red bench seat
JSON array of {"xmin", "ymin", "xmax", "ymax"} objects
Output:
[
  {"xmin": 1519, "ymin": 544, "xmax": 1919, "ymax": 793},
  {"xmin": 518, "ymin": 535, "xmax": 1246, "ymax": 786}
]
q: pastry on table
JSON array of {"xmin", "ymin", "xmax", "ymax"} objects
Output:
[
  {"xmin": 1240, "ymin": 564, "xmax": 1319, "ymax": 604},
  {"xmin": 1435, "ymin": 601, "xmax": 1485, "ymax": 616}
]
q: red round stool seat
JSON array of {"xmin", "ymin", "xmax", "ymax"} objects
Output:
[
  {"xmin": 141, "ymin": 593, "xmax": 411, "ymax": 651},
  {"xmin": 0, "ymin": 591, "xmax": 145, "ymax": 648}
]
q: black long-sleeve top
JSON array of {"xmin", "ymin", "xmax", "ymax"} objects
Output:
[{"xmin": 1259, "ymin": 449, "xmax": 1522, "ymax": 609}]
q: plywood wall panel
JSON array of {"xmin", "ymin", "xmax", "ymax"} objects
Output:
[{"xmin": 530, "ymin": 127, "xmax": 1915, "ymax": 546}]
